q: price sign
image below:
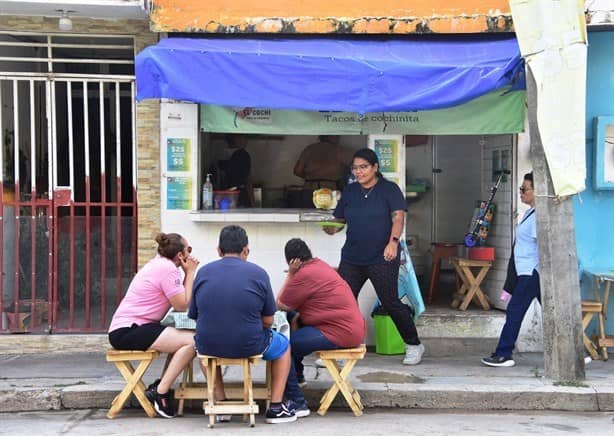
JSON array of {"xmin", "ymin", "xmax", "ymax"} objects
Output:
[
  {"xmin": 167, "ymin": 138, "xmax": 191, "ymax": 171},
  {"xmin": 374, "ymin": 139, "xmax": 398, "ymax": 172},
  {"xmin": 167, "ymin": 176, "xmax": 192, "ymax": 210}
]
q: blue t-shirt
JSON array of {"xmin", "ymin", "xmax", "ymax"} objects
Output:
[
  {"xmin": 333, "ymin": 178, "xmax": 407, "ymax": 265},
  {"xmin": 188, "ymin": 256, "xmax": 276, "ymax": 358}
]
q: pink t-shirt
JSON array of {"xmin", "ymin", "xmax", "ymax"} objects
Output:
[{"xmin": 108, "ymin": 255, "xmax": 184, "ymax": 332}]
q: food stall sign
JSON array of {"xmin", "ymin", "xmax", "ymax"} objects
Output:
[{"xmin": 200, "ymin": 89, "xmax": 525, "ymax": 135}]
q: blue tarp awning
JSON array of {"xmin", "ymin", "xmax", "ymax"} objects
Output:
[{"xmin": 136, "ymin": 37, "xmax": 524, "ymax": 114}]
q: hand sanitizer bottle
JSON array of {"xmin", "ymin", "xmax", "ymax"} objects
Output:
[{"xmin": 202, "ymin": 174, "xmax": 213, "ymax": 210}]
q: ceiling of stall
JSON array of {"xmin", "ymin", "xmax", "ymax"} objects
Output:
[{"xmin": 0, "ymin": 0, "xmax": 149, "ymax": 20}]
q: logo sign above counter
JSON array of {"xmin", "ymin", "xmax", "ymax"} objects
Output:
[{"xmin": 200, "ymin": 89, "xmax": 525, "ymax": 135}]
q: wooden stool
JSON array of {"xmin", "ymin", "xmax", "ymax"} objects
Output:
[
  {"xmin": 581, "ymin": 276, "xmax": 610, "ymax": 360},
  {"xmin": 450, "ymin": 257, "xmax": 492, "ymax": 310},
  {"xmin": 316, "ymin": 344, "xmax": 366, "ymax": 417},
  {"xmin": 198, "ymin": 354, "xmax": 262, "ymax": 427},
  {"xmin": 176, "ymin": 359, "xmax": 194, "ymax": 416},
  {"xmin": 428, "ymin": 243, "xmax": 458, "ymax": 303},
  {"xmin": 106, "ymin": 349, "xmax": 160, "ymax": 419},
  {"xmin": 581, "ymin": 302, "xmax": 607, "ymax": 360}
]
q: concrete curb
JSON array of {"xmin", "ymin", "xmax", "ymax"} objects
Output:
[{"xmin": 2, "ymin": 382, "xmax": 614, "ymax": 414}]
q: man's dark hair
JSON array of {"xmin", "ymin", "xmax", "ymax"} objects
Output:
[
  {"xmin": 524, "ymin": 172, "xmax": 533, "ymax": 188},
  {"xmin": 284, "ymin": 238, "xmax": 313, "ymax": 263},
  {"xmin": 219, "ymin": 225, "xmax": 248, "ymax": 255}
]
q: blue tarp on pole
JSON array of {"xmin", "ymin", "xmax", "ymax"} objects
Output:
[{"xmin": 136, "ymin": 37, "xmax": 524, "ymax": 114}]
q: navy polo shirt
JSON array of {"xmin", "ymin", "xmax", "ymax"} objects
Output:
[
  {"xmin": 333, "ymin": 178, "xmax": 407, "ymax": 265},
  {"xmin": 188, "ymin": 257, "xmax": 276, "ymax": 358}
]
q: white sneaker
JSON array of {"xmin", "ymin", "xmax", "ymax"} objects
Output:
[
  {"xmin": 402, "ymin": 343, "xmax": 425, "ymax": 365},
  {"xmin": 315, "ymin": 358, "xmax": 346, "ymax": 368}
]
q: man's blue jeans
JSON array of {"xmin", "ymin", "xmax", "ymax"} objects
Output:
[
  {"xmin": 284, "ymin": 325, "xmax": 339, "ymax": 403},
  {"xmin": 495, "ymin": 270, "xmax": 541, "ymax": 358}
]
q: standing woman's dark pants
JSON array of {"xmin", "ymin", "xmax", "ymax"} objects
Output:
[{"xmin": 338, "ymin": 258, "xmax": 420, "ymax": 345}]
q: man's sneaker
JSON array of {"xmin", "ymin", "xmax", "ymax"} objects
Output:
[
  {"xmin": 285, "ymin": 399, "xmax": 311, "ymax": 418},
  {"xmin": 481, "ymin": 354, "xmax": 515, "ymax": 367},
  {"xmin": 265, "ymin": 403, "xmax": 297, "ymax": 424},
  {"xmin": 145, "ymin": 388, "xmax": 175, "ymax": 418},
  {"xmin": 402, "ymin": 343, "xmax": 425, "ymax": 365},
  {"xmin": 297, "ymin": 373, "xmax": 307, "ymax": 388}
]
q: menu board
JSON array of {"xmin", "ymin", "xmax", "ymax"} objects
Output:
[
  {"xmin": 374, "ymin": 139, "xmax": 398, "ymax": 173},
  {"xmin": 167, "ymin": 138, "xmax": 191, "ymax": 171},
  {"xmin": 166, "ymin": 176, "xmax": 192, "ymax": 210},
  {"xmin": 368, "ymin": 134, "xmax": 405, "ymax": 195}
]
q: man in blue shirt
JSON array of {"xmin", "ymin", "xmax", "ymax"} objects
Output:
[{"xmin": 189, "ymin": 225, "xmax": 303, "ymax": 423}]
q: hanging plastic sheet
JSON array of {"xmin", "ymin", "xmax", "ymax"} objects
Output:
[{"xmin": 136, "ymin": 36, "xmax": 524, "ymax": 114}]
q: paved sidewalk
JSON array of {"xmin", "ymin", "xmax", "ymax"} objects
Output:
[{"xmin": 1, "ymin": 351, "xmax": 613, "ymax": 415}]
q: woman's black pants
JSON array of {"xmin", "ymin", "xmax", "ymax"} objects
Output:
[{"xmin": 338, "ymin": 259, "xmax": 420, "ymax": 345}]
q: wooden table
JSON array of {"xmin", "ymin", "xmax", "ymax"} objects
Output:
[
  {"xmin": 166, "ymin": 310, "xmax": 285, "ymax": 414},
  {"xmin": 450, "ymin": 257, "xmax": 492, "ymax": 311}
]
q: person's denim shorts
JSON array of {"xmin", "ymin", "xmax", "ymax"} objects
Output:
[{"xmin": 262, "ymin": 330, "xmax": 289, "ymax": 361}]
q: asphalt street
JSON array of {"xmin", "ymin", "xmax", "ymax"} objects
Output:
[{"xmin": 2, "ymin": 409, "xmax": 613, "ymax": 436}]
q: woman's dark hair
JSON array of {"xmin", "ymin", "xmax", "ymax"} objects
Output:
[
  {"xmin": 155, "ymin": 232, "xmax": 185, "ymax": 260},
  {"xmin": 353, "ymin": 148, "xmax": 383, "ymax": 178},
  {"xmin": 524, "ymin": 172, "xmax": 533, "ymax": 188},
  {"xmin": 219, "ymin": 225, "xmax": 248, "ymax": 255},
  {"xmin": 284, "ymin": 238, "xmax": 313, "ymax": 263}
]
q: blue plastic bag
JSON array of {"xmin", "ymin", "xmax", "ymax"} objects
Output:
[{"xmin": 371, "ymin": 240, "xmax": 425, "ymax": 321}]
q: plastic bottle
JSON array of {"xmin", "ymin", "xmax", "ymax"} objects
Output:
[{"xmin": 202, "ymin": 174, "xmax": 213, "ymax": 210}]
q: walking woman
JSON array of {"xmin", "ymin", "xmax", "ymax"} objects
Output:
[
  {"xmin": 482, "ymin": 172, "xmax": 539, "ymax": 367},
  {"xmin": 323, "ymin": 148, "xmax": 424, "ymax": 365},
  {"xmin": 108, "ymin": 232, "xmax": 208, "ymax": 418}
]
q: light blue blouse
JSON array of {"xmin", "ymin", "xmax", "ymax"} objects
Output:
[{"xmin": 514, "ymin": 208, "xmax": 539, "ymax": 276}]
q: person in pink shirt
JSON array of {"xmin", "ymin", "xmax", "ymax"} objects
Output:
[{"xmin": 108, "ymin": 232, "xmax": 222, "ymax": 418}]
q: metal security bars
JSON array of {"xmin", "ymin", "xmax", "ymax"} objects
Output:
[
  {"xmin": 0, "ymin": 32, "xmax": 134, "ymax": 75},
  {"xmin": 0, "ymin": 33, "xmax": 137, "ymax": 333}
]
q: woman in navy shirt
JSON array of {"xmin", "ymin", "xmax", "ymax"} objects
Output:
[{"xmin": 324, "ymin": 148, "xmax": 424, "ymax": 365}]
